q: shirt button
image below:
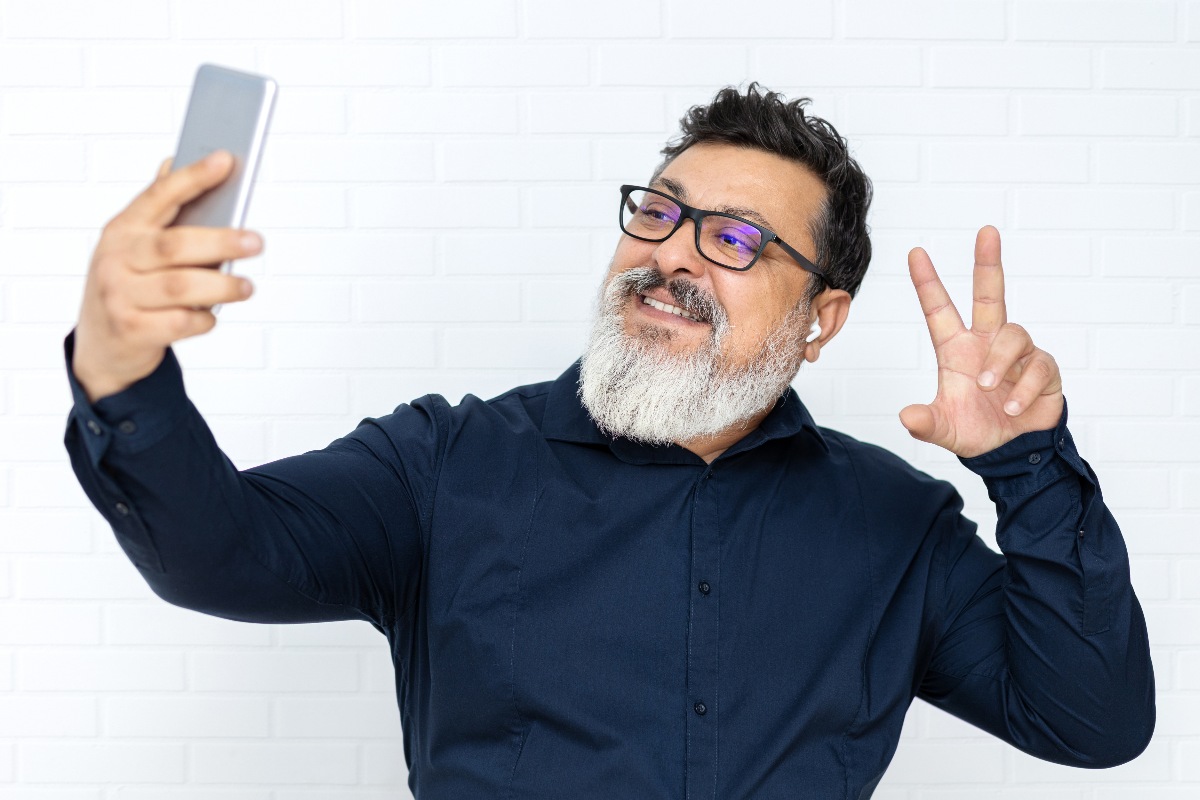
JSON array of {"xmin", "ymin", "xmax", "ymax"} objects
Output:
[
  {"xmin": 698, "ymin": 581, "xmax": 711, "ymax": 595},
  {"xmin": 86, "ymin": 420, "xmax": 103, "ymax": 435},
  {"xmin": 694, "ymin": 702, "xmax": 707, "ymax": 716},
  {"xmin": 118, "ymin": 420, "xmax": 137, "ymax": 435},
  {"xmin": 114, "ymin": 502, "xmax": 130, "ymax": 516},
  {"xmin": 1028, "ymin": 452, "xmax": 1041, "ymax": 465},
  {"xmin": 1057, "ymin": 438, "xmax": 1065, "ymax": 450}
]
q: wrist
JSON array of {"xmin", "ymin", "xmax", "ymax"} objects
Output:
[{"xmin": 71, "ymin": 329, "xmax": 165, "ymax": 404}]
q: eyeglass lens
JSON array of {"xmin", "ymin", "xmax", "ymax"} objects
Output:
[{"xmin": 621, "ymin": 188, "xmax": 764, "ymax": 270}]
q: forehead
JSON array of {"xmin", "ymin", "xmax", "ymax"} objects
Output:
[{"xmin": 654, "ymin": 142, "xmax": 827, "ymax": 239}]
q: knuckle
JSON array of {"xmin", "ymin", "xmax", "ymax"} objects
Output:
[
  {"xmin": 153, "ymin": 232, "xmax": 180, "ymax": 261},
  {"xmin": 160, "ymin": 270, "xmax": 189, "ymax": 300},
  {"xmin": 1029, "ymin": 356, "xmax": 1055, "ymax": 381},
  {"xmin": 1002, "ymin": 322, "xmax": 1027, "ymax": 339}
]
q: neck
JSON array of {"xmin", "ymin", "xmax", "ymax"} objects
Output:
[{"xmin": 677, "ymin": 403, "xmax": 775, "ymax": 464}]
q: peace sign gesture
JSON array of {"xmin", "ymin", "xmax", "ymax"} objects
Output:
[{"xmin": 899, "ymin": 226, "xmax": 1064, "ymax": 459}]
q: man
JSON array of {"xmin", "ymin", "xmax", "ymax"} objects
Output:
[{"xmin": 65, "ymin": 85, "xmax": 1153, "ymax": 798}]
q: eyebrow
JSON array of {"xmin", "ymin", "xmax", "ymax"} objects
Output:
[{"xmin": 651, "ymin": 176, "xmax": 778, "ymax": 232}]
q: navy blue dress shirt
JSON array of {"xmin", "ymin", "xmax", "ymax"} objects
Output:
[{"xmin": 63, "ymin": 334, "xmax": 1154, "ymax": 799}]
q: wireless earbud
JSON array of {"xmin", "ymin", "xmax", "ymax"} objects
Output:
[{"xmin": 805, "ymin": 320, "xmax": 822, "ymax": 343}]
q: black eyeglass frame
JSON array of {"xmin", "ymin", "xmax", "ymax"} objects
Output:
[{"xmin": 618, "ymin": 184, "xmax": 829, "ymax": 282}]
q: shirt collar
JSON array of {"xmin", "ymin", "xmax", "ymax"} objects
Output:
[{"xmin": 541, "ymin": 360, "xmax": 830, "ymax": 464}]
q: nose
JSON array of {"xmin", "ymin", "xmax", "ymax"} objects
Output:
[{"xmin": 651, "ymin": 218, "xmax": 710, "ymax": 279}]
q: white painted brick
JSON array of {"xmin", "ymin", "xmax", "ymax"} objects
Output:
[
  {"xmin": 1104, "ymin": 48, "xmax": 1200, "ymax": 89},
  {"xmin": 1188, "ymin": 192, "xmax": 1200, "ymax": 231},
  {"xmin": 106, "ymin": 695, "xmax": 269, "ymax": 738},
  {"xmin": 354, "ymin": 280, "xmax": 521, "ymax": 322},
  {"xmin": 529, "ymin": 92, "xmax": 668, "ymax": 135},
  {"xmin": 665, "ymin": 0, "xmax": 833, "ymax": 38},
  {"xmin": 919, "ymin": 790, "xmax": 1085, "ymax": 800},
  {"xmin": 886, "ymin": 741, "xmax": 1006, "ymax": 783},
  {"xmin": 352, "ymin": 185, "xmax": 519, "ymax": 229},
  {"xmin": 442, "ymin": 325, "xmax": 588, "ymax": 369},
  {"xmin": 178, "ymin": 0, "xmax": 343, "ymax": 39},
  {"xmin": 186, "ymin": 371, "xmax": 350, "ymax": 415},
  {"xmin": 1120, "ymin": 516, "xmax": 1200, "ymax": 555},
  {"xmin": 1179, "ymin": 651, "xmax": 1200, "ymax": 689},
  {"xmin": 192, "ymin": 742, "xmax": 357, "ymax": 783},
  {"xmin": 527, "ymin": 0, "xmax": 662, "ymax": 38},
  {"xmin": 274, "ymin": 695, "xmax": 402, "ymax": 738},
  {"xmin": 1011, "ymin": 735, "xmax": 1168, "ymax": 780},
  {"xmin": 1181, "ymin": 560, "xmax": 1200, "ymax": 600},
  {"xmin": 1066, "ymin": 375, "xmax": 1174, "ymax": 418},
  {"xmin": 362, "ymin": 741, "xmax": 410, "ymax": 784},
  {"xmin": 1016, "ymin": 189, "xmax": 1174, "ymax": 231},
  {"xmin": 526, "ymin": 185, "xmax": 613, "ymax": 229},
  {"xmin": 0, "ymin": 696, "xmax": 96, "ymax": 736},
  {"xmin": 15, "ymin": 556, "xmax": 154, "ymax": 601},
  {"xmin": 262, "ymin": 138, "xmax": 434, "ymax": 183},
  {"xmin": 1186, "ymin": 288, "xmax": 1200, "ymax": 325},
  {"xmin": 0, "ymin": 651, "xmax": 10, "ymax": 691},
  {"xmin": 1192, "ymin": 1, "xmax": 1200, "ymax": 41},
  {"xmin": 840, "ymin": 373, "xmax": 937, "ymax": 416},
  {"xmin": 1096, "ymin": 790, "xmax": 1200, "ymax": 800},
  {"xmin": 756, "ymin": 46, "xmax": 923, "ymax": 88},
  {"xmin": 1015, "ymin": 1, "xmax": 1176, "ymax": 41},
  {"xmin": 524, "ymin": 279, "xmax": 596, "ymax": 322},
  {"xmin": 0, "ymin": 44, "xmax": 83, "ymax": 87},
  {"xmin": 19, "ymin": 743, "xmax": 184, "ymax": 783},
  {"xmin": 599, "ymin": 44, "xmax": 747, "ymax": 87},
  {"xmin": 1, "ymin": 416, "xmax": 75, "ymax": 463},
  {"xmin": 1129, "ymin": 557, "xmax": 1171, "ymax": 601},
  {"xmin": 851, "ymin": 140, "xmax": 921, "ymax": 183},
  {"xmin": 247, "ymin": 185, "xmax": 347, "ymax": 229},
  {"xmin": 1185, "ymin": 377, "xmax": 1200, "ymax": 413},
  {"xmin": 85, "ymin": 138, "xmax": 172, "ymax": 183},
  {"xmin": 354, "ymin": 90, "xmax": 519, "ymax": 134},
  {"xmin": 438, "ymin": 45, "xmax": 590, "ymax": 87},
  {"xmin": 0, "ymin": 232, "xmax": 93, "ymax": 278},
  {"xmin": 1013, "ymin": 280, "xmax": 1169, "ymax": 324},
  {"xmin": 1099, "ymin": 143, "xmax": 1200, "ymax": 184},
  {"xmin": 221, "ymin": 279, "xmax": 353, "ymax": 325},
  {"xmin": 110, "ymin": 791, "xmax": 268, "ymax": 800},
  {"xmin": 585, "ymin": 136, "xmax": 660, "ymax": 182},
  {"xmin": 2, "ymin": 90, "xmax": 173, "ymax": 135},
  {"xmin": 813, "ymin": 326, "xmax": 924, "ymax": 370},
  {"xmin": 351, "ymin": 369, "xmax": 559, "ymax": 417},
  {"xmin": 189, "ymin": 650, "xmax": 358, "ymax": 692},
  {"xmin": 2, "ymin": 184, "xmax": 142, "ymax": 229},
  {"xmin": 262, "ymin": 232, "xmax": 434, "ymax": 277},
  {"xmin": 352, "ymin": 0, "xmax": 517, "ymax": 38},
  {"xmin": 1096, "ymin": 421, "xmax": 1200, "ymax": 462},
  {"xmin": 2, "ymin": 0, "xmax": 168, "ymax": 38},
  {"xmin": 845, "ymin": 94, "xmax": 1008, "ymax": 136},
  {"xmin": 18, "ymin": 649, "xmax": 183, "ymax": 691},
  {"xmin": 870, "ymin": 187, "xmax": 1007, "ymax": 230},
  {"xmin": 90, "ymin": 45, "xmax": 257, "ymax": 87},
  {"xmin": 996, "ymin": 234, "xmax": 1093, "ymax": 277},
  {"xmin": 259, "ymin": 44, "xmax": 430, "ymax": 87},
  {"xmin": 1181, "ymin": 469, "xmax": 1200, "ymax": 508},
  {"xmin": 171, "ymin": 326, "xmax": 267, "ymax": 370},
  {"xmin": 1096, "ymin": 329, "xmax": 1200, "ymax": 371},
  {"xmin": 6, "ymin": 279, "xmax": 84, "ymax": 324},
  {"xmin": 845, "ymin": 0, "xmax": 1005, "ymax": 39},
  {"xmin": 0, "ymin": 560, "xmax": 8, "ymax": 598},
  {"xmin": 270, "ymin": 89, "xmax": 349, "ymax": 135},
  {"xmin": 928, "ymin": 142, "xmax": 1089, "ymax": 184},
  {"xmin": 1103, "ymin": 237, "xmax": 1200, "ymax": 278},
  {"xmin": 104, "ymin": 604, "xmax": 271, "ymax": 646},
  {"xmin": 1017, "ymin": 94, "xmax": 1178, "ymax": 137},
  {"xmin": 442, "ymin": 232, "xmax": 594, "ymax": 276},
  {"xmin": 932, "ymin": 47, "xmax": 1091, "ymax": 89},
  {"xmin": 268, "ymin": 419, "xmax": 359, "ymax": 460},
  {"xmin": 12, "ymin": 464, "xmax": 91, "ymax": 509},
  {"xmin": 364, "ymin": 646, "xmax": 396, "ymax": 692},
  {"xmin": 203, "ymin": 418, "xmax": 268, "ymax": 467},
  {"xmin": 442, "ymin": 139, "xmax": 591, "ymax": 181}
]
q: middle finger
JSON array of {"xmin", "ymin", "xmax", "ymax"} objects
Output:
[{"xmin": 128, "ymin": 226, "xmax": 262, "ymax": 272}]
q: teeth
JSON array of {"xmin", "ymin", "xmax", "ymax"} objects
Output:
[{"xmin": 643, "ymin": 295, "xmax": 699, "ymax": 322}]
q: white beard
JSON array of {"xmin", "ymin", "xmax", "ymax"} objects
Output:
[{"xmin": 578, "ymin": 266, "xmax": 811, "ymax": 446}]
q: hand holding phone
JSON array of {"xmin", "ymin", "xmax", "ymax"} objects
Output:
[{"xmin": 71, "ymin": 65, "xmax": 276, "ymax": 403}]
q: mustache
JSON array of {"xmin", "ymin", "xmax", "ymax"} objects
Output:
[{"xmin": 608, "ymin": 267, "xmax": 724, "ymax": 326}]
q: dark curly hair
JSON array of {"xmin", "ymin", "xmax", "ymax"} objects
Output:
[{"xmin": 653, "ymin": 83, "xmax": 873, "ymax": 299}]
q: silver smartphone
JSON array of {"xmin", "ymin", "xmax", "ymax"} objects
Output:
[{"xmin": 170, "ymin": 64, "xmax": 276, "ymax": 274}]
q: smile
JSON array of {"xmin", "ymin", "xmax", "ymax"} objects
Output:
[{"xmin": 640, "ymin": 294, "xmax": 701, "ymax": 322}]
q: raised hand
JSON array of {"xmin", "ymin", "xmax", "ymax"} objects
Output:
[
  {"xmin": 899, "ymin": 226, "xmax": 1064, "ymax": 459},
  {"xmin": 72, "ymin": 151, "xmax": 262, "ymax": 403}
]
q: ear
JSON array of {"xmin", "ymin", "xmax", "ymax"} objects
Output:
[{"xmin": 803, "ymin": 288, "xmax": 852, "ymax": 364}]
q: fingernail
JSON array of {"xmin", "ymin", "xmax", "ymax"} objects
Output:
[
  {"xmin": 240, "ymin": 233, "xmax": 262, "ymax": 253},
  {"xmin": 978, "ymin": 371, "xmax": 995, "ymax": 388},
  {"xmin": 239, "ymin": 279, "xmax": 254, "ymax": 298},
  {"xmin": 1004, "ymin": 400, "xmax": 1020, "ymax": 416}
]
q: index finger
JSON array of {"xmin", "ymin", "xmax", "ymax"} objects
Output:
[
  {"xmin": 908, "ymin": 246, "xmax": 965, "ymax": 348},
  {"xmin": 120, "ymin": 150, "xmax": 235, "ymax": 228},
  {"xmin": 971, "ymin": 225, "xmax": 1007, "ymax": 336}
]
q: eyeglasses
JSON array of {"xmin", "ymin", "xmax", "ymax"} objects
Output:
[{"xmin": 618, "ymin": 184, "xmax": 828, "ymax": 281}]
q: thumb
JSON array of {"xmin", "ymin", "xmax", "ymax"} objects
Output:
[{"xmin": 899, "ymin": 403, "xmax": 938, "ymax": 443}]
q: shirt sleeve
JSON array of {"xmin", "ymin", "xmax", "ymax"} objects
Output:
[
  {"xmin": 916, "ymin": 400, "xmax": 1155, "ymax": 768},
  {"xmin": 62, "ymin": 332, "xmax": 432, "ymax": 629}
]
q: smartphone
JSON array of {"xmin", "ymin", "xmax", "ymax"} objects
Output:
[{"xmin": 170, "ymin": 64, "xmax": 277, "ymax": 274}]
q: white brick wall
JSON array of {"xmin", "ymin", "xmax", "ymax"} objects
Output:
[{"xmin": 0, "ymin": 1, "xmax": 1196, "ymax": 796}]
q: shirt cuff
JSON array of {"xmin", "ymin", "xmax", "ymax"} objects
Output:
[
  {"xmin": 958, "ymin": 398, "xmax": 1089, "ymax": 499},
  {"xmin": 64, "ymin": 330, "xmax": 191, "ymax": 467}
]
